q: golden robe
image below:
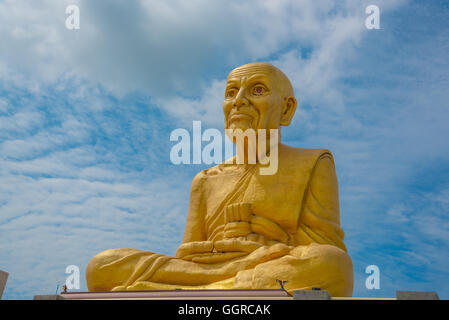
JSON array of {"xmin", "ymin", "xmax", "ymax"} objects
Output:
[{"xmin": 86, "ymin": 145, "xmax": 353, "ymax": 296}]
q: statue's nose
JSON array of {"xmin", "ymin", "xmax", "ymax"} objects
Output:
[{"xmin": 233, "ymin": 91, "xmax": 248, "ymax": 109}]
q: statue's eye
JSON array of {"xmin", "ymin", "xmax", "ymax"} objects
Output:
[
  {"xmin": 251, "ymin": 85, "xmax": 268, "ymax": 96},
  {"xmin": 225, "ymin": 88, "xmax": 238, "ymax": 99}
]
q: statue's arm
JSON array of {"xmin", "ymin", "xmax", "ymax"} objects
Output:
[
  {"xmin": 181, "ymin": 171, "xmax": 207, "ymax": 243},
  {"xmin": 294, "ymin": 152, "xmax": 347, "ymax": 251},
  {"xmin": 175, "ymin": 172, "xmax": 214, "ymax": 259},
  {"xmin": 307, "ymin": 153, "xmax": 341, "ymax": 224}
]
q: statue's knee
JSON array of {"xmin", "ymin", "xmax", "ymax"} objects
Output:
[
  {"xmin": 315, "ymin": 244, "xmax": 353, "ymax": 294},
  {"xmin": 86, "ymin": 248, "xmax": 139, "ymax": 291},
  {"xmin": 291, "ymin": 243, "xmax": 351, "ymax": 269},
  {"xmin": 86, "ymin": 249, "xmax": 115, "ymax": 291},
  {"xmin": 289, "ymin": 243, "xmax": 353, "ymax": 296}
]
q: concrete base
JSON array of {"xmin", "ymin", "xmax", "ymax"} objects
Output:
[
  {"xmin": 34, "ymin": 294, "xmax": 66, "ymax": 300},
  {"xmin": 59, "ymin": 289, "xmax": 336, "ymax": 300},
  {"xmin": 60, "ymin": 289, "xmax": 291, "ymax": 300},
  {"xmin": 396, "ymin": 291, "xmax": 439, "ymax": 300},
  {"xmin": 293, "ymin": 290, "xmax": 331, "ymax": 300},
  {"xmin": 0, "ymin": 270, "xmax": 8, "ymax": 299},
  {"xmin": 29, "ymin": 289, "xmax": 440, "ymax": 300}
]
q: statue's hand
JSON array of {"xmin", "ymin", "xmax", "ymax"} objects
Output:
[
  {"xmin": 223, "ymin": 203, "xmax": 290, "ymax": 245},
  {"xmin": 175, "ymin": 239, "xmax": 262, "ymax": 262},
  {"xmin": 224, "ymin": 203, "xmax": 253, "ymax": 239},
  {"xmin": 175, "ymin": 241, "xmax": 214, "ymax": 259},
  {"xmin": 214, "ymin": 238, "xmax": 263, "ymax": 253},
  {"xmin": 224, "ymin": 202, "xmax": 252, "ymax": 223}
]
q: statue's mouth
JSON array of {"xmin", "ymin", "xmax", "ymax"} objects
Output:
[
  {"xmin": 230, "ymin": 113, "xmax": 253, "ymax": 122},
  {"xmin": 227, "ymin": 107, "xmax": 259, "ymax": 129}
]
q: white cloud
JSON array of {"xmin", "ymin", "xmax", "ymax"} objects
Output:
[{"xmin": 0, "ymin": 0, "xmax": 403, "ymax": 110}]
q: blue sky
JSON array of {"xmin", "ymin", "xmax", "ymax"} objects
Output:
[{"xmin": 0, "ymin": 0, "xmax": 448, "ymax": 299}]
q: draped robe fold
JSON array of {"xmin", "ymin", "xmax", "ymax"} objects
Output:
[{"xmin": 86, "ymin": 145, "xmax": 353, "ymax": 296}]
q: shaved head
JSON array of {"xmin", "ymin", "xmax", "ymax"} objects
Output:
[
  {"xmin": 223, "ymin": 62, "xmax": 298, "ymax": 131},
  {"xmin": 228, "ymin": 62, "xmax": 295, "ymax": 101}
]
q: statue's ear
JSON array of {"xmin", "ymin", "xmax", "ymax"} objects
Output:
[{"xmin": 280, "ymin": 96, "xmax": 297, "ymax": 126}]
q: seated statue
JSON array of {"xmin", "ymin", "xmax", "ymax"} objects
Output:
[{"xmin": 86, "ymin": 62, "xmax": 354, "ymax": 297}]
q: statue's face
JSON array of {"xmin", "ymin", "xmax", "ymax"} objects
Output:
[{"xmin": 223, "ymin": 65, "xmax": 286, "ymax": 132}]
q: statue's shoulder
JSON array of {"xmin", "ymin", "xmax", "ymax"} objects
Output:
[
  {"xmin": 280, "ymin": 144, "xmax": 335, "ymax": 166},
  {"xmin": 193, "ymin": 163, "xmax": 225, "ymax": 180},
  {"xmin": 196, "ymin": 156, "xmax": 240, "ymax": 177}
]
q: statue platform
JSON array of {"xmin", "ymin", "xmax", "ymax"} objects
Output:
[
  {"xmin": 33, "ymin": 289, "xmax": 439, "ymax": 300},
  {"xmin": 58, "ymin": 289, "xmax": 293, "ymax": 300}
]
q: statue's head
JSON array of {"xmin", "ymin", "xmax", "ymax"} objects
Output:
[{"xmin": 223, "ymin": 62, "xmax": 297, "ymax": 133}]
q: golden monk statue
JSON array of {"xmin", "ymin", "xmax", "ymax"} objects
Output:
[{"xmin": 86, "ymin": 62, "xmax": 354, "ymax": 297}]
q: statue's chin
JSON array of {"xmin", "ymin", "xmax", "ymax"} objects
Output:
[{"xmin": 228, "ymin": 119, "xmax": 254, "ymax": 132}]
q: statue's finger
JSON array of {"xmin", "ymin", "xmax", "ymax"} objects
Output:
[
  {"xmin": 230, "ymin": 203, "xmax": 237, "ymax": 221},
  {"xmin": 224, "ymin": 206, "xmax": 230, "ymax": 223},
  {"xmin": 235, "ymin": 204, "xmax": 241, "ymax": 221},
  {"xmin": 241, "ymin": 203, "xmax": 252, "ymax": 221}
]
